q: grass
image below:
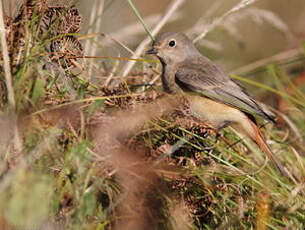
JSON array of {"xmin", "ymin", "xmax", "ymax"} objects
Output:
[{"xmin": 0, "ymin": 0, "xmax": 305, "ymax": 229}]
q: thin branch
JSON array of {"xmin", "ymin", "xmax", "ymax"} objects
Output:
[{"xmin": 121, "ymin": 0, "xmax": 185, "ymax": 78}]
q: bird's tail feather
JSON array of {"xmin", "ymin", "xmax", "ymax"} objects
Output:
[{"xmin": 248, "ymin": 119, "xmax": 287, "ymax": 176}]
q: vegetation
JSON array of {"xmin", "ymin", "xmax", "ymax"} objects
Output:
[{"xmin": 0, "ymin": 0, "xmax": 304, "ymax": 229}]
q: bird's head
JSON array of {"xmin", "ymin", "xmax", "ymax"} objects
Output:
[{"xmin": 146, "ymin": 32, "xmax": 200, "ymax": 65}]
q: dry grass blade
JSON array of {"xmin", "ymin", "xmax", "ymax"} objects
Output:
[
  {"xmin": 220, "ymin": 7, "xmax": 291, "ymax": 41},
  {"xmin": 104, "ymin": 13, "xmax": 181, "ymax": 47},
  {"xmin": 104, "ymin": 52, "xmax": 120, "ymax": 86},
  {"xmin": 290, "ymin": 147, "xmax": 305, "ymax": 178},
  {"xmin": 187, "ymin": 0, "xmax": 224, "ymax": 37},
  {"xmin": 127, "ymin": 0, "xmax": 154, "ymax": 41},
  {"xmin": 86, "ymin": 0, "xmax": 105, "ymax": 78},
  {"xmin": 84, "ymin": 0, "xmax": 99, "ymax": 53},
  {"xmin": 168, "ymin": 200, "xmax": 192, "ymax": 230},
  {"xmin": 121, "ymin": 0, "xmax": 185, "ymax": 78},
  {"xmin": 193, "ymin": 0, "xmax": 257, "ymax": 43},
  {"xmin": 101, "ymin": 33, "xmax": 135, "ymax": 55},
  {"xmin": 0, "ymin": 2, "xmax": 22, "ymax": 153},
  {"xmin": 274, "ymin": 110, "xmax": 303, "ymax": 142},
  {"xmin": 230, "ymin": 48, "xmax": 303, "ymax": 75},
  {"xmin": 0, "ymin": 2, "xmax": 15, "ymax": 108}
]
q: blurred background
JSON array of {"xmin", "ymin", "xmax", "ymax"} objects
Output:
[
  {"xmin": 77, "ymin": 0, "xmax": 305, "ymax": 70},
  {"xmin": 4, "ymin": 0, "xmax": 305, "ymax": 72}
]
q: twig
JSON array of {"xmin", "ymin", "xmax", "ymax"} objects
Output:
[
  {"xmin": 193, "ymin": 0, "xmax": 257, "ymax": 43},
  {"xmin": 121, "ymin": 0, "xmax": 185, "ymax": 78}
]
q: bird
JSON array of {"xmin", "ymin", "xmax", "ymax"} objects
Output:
[{"xmin": 146, "ymin": 32, "xmax": 286, "ymax": 176}]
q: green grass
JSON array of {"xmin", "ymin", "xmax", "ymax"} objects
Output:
[{"xmin": 0, "ymin": 1, "xmax": 305, "ymax": 229}]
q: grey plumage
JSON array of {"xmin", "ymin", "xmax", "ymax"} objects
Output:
[
  {"xmin": 174, "ymin": 57, "xmax": 275, "ymax": 123},
  {"xmin": 149, "ymin": 32, "xmax": 274, "ymax": 124},
  {"xmin": 147, "ymin": 32, "xmax": 286, "ymax": 176}
]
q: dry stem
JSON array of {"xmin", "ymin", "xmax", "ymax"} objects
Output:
[{"xmin": 121, "ymin": 0, "xmax": 185, "ymax": 78}]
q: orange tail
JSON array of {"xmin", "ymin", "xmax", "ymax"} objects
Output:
[{"xmin": 248, "ymin": 120, "xmax": 287, "ymax": 176}]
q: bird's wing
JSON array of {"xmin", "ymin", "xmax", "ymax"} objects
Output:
[{"xmin": 175, "ymin": 58, "xmax": 275, "ymax": 122}]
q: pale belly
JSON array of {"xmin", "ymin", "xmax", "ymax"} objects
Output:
[{"xmin": 188, "ymin": 95, "xmax": 247, "ymax": 129}]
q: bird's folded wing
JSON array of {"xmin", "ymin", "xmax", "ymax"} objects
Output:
[{"xmin": 174, "ymin": 60, "xmax": 274, "ymax": 122}]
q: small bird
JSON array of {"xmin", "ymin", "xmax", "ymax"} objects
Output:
[{"xmin": 147, "ymin": 32, "xmax": 286, "ymax": 176}]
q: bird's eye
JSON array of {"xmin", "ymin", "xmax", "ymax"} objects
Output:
[{"xmin": 168, "ymin": 40, "xmax": 176, "ymax": 47}]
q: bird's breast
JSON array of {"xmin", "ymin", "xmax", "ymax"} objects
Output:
[
  {"xmin": 188, "ymin": 95, "xmax": 246, "ymax": 129},
  {"xmin": 162, "ymin": 65, "xmax": 181, "ymax": 94}
]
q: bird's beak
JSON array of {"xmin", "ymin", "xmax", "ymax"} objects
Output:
[{"xmin": 146, "ymin": 47, "xmax": 158, "ymax": 55}]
